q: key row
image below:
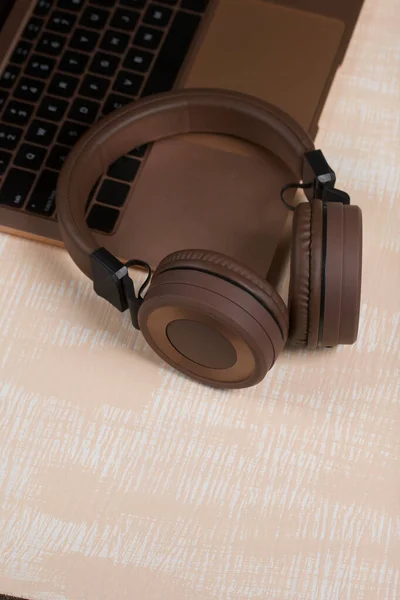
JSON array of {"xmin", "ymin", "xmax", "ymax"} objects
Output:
[
  {"xmin": 24, "ymin": 5, "xmax": 174, "ymax": 40},
  {"xmin": 0, "ymin": 68, "xmax": 145, "ymax": 105},
  {"xmin": 33, "ymin": 0, "xmax": 209, "ymax": 16},
  {"xmin": 12, "ymin": 25, "xmax": 166, "ymax": 68},
  {"xmin": 2, "ymin": 47, "xmax": 155, "ymax": 86}
]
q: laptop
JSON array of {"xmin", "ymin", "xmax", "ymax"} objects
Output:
[{"xmin": 0, "ymin": 0, "xmax": 364, "ymax": 276}]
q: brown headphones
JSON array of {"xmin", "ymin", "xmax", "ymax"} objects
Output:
[{"xmin": 57, "ymin": 89, "xmax": 362, "ymax": 389}]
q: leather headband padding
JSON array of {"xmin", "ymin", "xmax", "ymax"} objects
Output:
[{"xmin": 56, "ymin": 88, "xmax": 314, "ymax": 278}]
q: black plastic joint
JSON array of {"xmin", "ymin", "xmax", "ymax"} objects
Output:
[
  {"xmin": 303, "ymin": 150, "xmax": 336, "ymax": 200},
  {"xmin": 91, "ymin": 247, "xmax": 130, "ymax": 312},
  {"xmin": 322, "ymin": 187, "xmax": 350, "ymax": 205}
]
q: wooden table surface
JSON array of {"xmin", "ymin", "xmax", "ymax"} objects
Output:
[{"xmin": 1, "ymin": 0, "xmax": 399, "ymax": 598}]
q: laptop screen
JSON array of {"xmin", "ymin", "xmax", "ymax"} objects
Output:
[{"xmin": 0, "ymin": 0, "xmax": 15, "ymax": 32}]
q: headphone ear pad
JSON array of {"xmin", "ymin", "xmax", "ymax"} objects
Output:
[
  {"xmin": 138, "ymin": 250, "xmax": 288, "ymax": 388},
  {"xmin": 288, "ymin": 201, "xmax": 323, "ymax": 347}
]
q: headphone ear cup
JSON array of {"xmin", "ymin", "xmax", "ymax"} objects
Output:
[
  {"xmin": 289, "ymin": 200, "xmax": 362, "ymax": 348},
  {"xmin": 138, "ymin": 250, "xmax": 288, "ymax": 388},
  {"xmin": 320, "ymin": 201, "xmax": 363, "ymax": 346},
  {"xmin": 156, "ymin": 249, "xmax": 289, "ymax": 335}
]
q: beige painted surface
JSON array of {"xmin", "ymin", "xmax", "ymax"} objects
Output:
[{"xmin": 1, "ymin": 0, "xmax": 400, "ymax": 598}]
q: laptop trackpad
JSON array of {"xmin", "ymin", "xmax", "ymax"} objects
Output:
[{"xmin": 182, "ymin": 0, "xmax": 344, "ymax": 131}]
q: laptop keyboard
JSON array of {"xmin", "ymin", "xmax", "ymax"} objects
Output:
[{"xmin": 0, "ymin": 0, "xmax": 207, "ymax": 234}]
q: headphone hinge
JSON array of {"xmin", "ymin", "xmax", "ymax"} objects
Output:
[
  {"xmin": 322, "ymin": 187, "xmax": 350, "ymax": 205},
  {"xmin": 91, "ymin": 247, "xmax": 131, "ymax": 312},
  {"xmin": 91, "ymin": 248, "xmax": 143, "ymax": 329},
  {"xmin": 303, "ymin": 149, "xmax": 336, "ymax": 200}
]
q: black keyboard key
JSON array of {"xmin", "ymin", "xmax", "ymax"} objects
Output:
[
  {"xmin": 97, "ymin": 178, "xmax": 130, "ymax": 206},
  {"xmin": 48, "ymin": 72, "xmax": 79, "ymax": 97},
  {"xmin": 23, "ymin": 17, "xmax": 43, "ymax": 41},
  {"xmin": 3, "ymin": 100, "xmax": 33, "ymax": 125},
  {"xmin": 102, "ymin": 93, "xmax": 132, "ymax": 115},
  {"xmin": 90, "ymin": 0, "xmax": 114, "ymax": 5},
  {"xmin": 46, "ymin": 145, "xmax": 70, "ymax": 170},
  {"xmin": 134, "ymin": 26, "xmax": 163, "ymax": 50},
  {"xmin": 26, "ymin": 119, "xmax": 57, "ymax": 146},
  {"xmin": 34, "ymin": 0, "xmax": 52, "ymax": 15},
  {"xmin": 90, "ymin": 52, "xmax": 120, "ymax": 77},
  {"xmin": 69, "ymin": 28, "xmax": 99, "ymax": 52},
  {"xmin": 128, "ymin": 144, "xmax": 148, "ymax": 157},
  {"xmin": 14, "ymin": 77, "xmax": 44, "ymax": 102},
  {"xmin": 48, "ymin": 11, "xmax": 77, "ymax": 34},
  {"xmin": 14, "ymin": 143, "xmax": 46, "ymax": 170},
  {"xmin": 26, "ymin": 169, "xmax": 58, "ymax": 216},
  {"xmin": 100, "ymin": 30, "xmax": 129, "ymax": 54},
  {"xmin": 80, "ymin": 7, "xmax": 110, "ymax": 30},
  {"xmin": 0, "ymin": 91, "xmax": 7, "ymax": 112},
  {"xmin": 68, "ymin": 98, "xmax": 99, "ymax": 123},
  {"xmin": 10, "ymin": 41, "xmax": 32, "ymax": 65},
  {"xmin": 36, "ymin": 32, "xmax": 66, "ymax": 56},
  {"xmin": 0, "ymin": 168, "xmax": 35, "ymax": 208},
  {"xmin": 79, "ymin": 74, "xmax": 109, "ymax": 99},
  {"xmin": 0, "ymin": 124, "xmax": 22, "ymax": 150},
  {"xmin": 107, "ymin": 156, "xmax": 140, "ymax": 182},
  {"xmin": 37, "ymin": 96, "xmax": 68, "ymax": 122},
  {"xmin": 87, "ymin": 203, "xmax": 119, "ymax": 232},
  {"xmin": 0, "ymin": 65, "xmax": 20, "ymax": 89},
  {"xmin": 57, "ymin": 0, "xmax": 85, "ymax": 10},
  {"xmin": 58, "ymin": 121, "xmax": 88, "ymax": 146},
  {"xmin": 59, "ymin": 51, "xmax": 89, "ymax": 75},
  {"xmin": 142, "ymin": 11, "xmax": 200, "ymax": 96},
  {"xmin": 0, "ymin": 150, "xmax": 11, "ymax": 175},
  {"xmin": 181, "ymin": 0, "xmax": 209, "ymax": 11},
  {"xmin": 25, "ymin": 54, "xmax": 55, "ymax": 79},
  {"xmin": 113, "ymin": 70, "xmax": 143, "ymax": 95},
  {"xmin": 143, "ymin": 4, "xmax": 172, "ymax": 27},
  {"xmin": 124, "ymin": 48, "xmax": 153, "ymax": 73},
  {"xmin": 120, "ymin": 0, "xmax": 146, "ymax": 7},
  {"xmin": 110, "ymin": 8, "xmax": 139, "ymax": 31}
]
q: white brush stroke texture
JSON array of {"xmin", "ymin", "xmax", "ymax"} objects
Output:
[{"xmin": 1, "ymin": 0, "xmax": 400, "ymax": 598}]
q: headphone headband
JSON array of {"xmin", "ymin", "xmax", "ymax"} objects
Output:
[
  {"xmin": 55, "ymin": 89, "xmax": 361, "ymax": 387},
  {"xmin": 57, "ymin": 88, "xmax": 315, "ymax": 278}
]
